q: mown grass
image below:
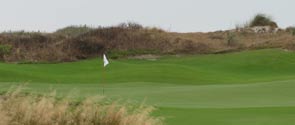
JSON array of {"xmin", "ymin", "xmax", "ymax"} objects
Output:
[
  {"xmin": 157, "ymin": 107, "xmax": 295, "ymax": 125},
  {"xmin": 1, "ymin": 49, "xmax": 295, "ymax": 125},
  {"xmin": 1, "ymin": 49, "xmax": 295, "ymax": 84}
]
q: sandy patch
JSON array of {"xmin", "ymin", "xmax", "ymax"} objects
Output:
[{"xmin": 128, "ymin": 54, "xmax": 161, "ymax": 61}]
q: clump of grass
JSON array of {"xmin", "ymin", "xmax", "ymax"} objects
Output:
[
  {"xmin": 249, "ymin": 14, "xmax": 278, "ymax": 28},
  {"xmin": 0, "ymin": 87, "xmax": 163, "ymax": 125}
]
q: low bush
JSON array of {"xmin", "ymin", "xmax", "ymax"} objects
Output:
[
  {"xmin": 249, "ymin": 14, "xmax": 278, "ymax": 28},
  {"xmin": 0, "ymin": 45, "xmax": 12, "ymax": 60}
]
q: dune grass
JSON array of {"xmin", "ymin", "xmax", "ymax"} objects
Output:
[
  {"xmin": 1, "ymin": 49, "xmax": 295, "ymax": 125},
  {"xmin": 0, "ymin": 86, "xmax": 162, "ymax": 125}
]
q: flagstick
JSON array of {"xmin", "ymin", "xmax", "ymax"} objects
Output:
[
  {"xmin": 101, "ymin": 64, "xmax": 105, "ymax": 95},
  {"xmin": 102, "ymin": 59, "xmax": 105, "ymax": 95}
]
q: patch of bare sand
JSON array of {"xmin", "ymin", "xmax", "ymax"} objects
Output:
[{"xmin": 129, "ymin": 54, "xmax": 161, "ymax": 61}]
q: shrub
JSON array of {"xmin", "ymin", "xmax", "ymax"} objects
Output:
[
  {"xmin": 0, "ymin": 87, "xmax": 163, "ymax": 125},
  {"xmin": 0, "ymin": 45, "xmax": 12, "ymax": 60},
  {"xmin": 286, "ymin": 26, "xmax": 295, "ymax": 36},
  {"xmin": 226, "ymin": 32, "xmax": 238, "ymax": 46},
  {"xmin": 249, "ymin": 14, "xmax": 278, "ymax": 28}
]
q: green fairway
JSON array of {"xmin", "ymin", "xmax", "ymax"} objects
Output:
[{"xmin": 1, "ymin": 49, "xmax": 295, "ymax": 125}]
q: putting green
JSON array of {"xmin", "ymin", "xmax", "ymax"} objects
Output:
[{"xmin": 1, "ymin": 49, "xmax": 295, "ymax": 125}]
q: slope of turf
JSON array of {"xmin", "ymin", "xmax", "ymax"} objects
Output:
[
  {"xmin": 1, "ymin": 48, "xmax": 295, "ymax": 125},
  {"xmin": 1, "ymin": 49, "xmax": 295, "ymax": 84}
]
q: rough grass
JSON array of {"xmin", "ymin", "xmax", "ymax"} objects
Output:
[{"xmin": 0, "ymin": 86, "xmax": 163, "ymax": 125}]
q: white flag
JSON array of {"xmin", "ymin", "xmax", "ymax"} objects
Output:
[{"xmin": 103, "ymin": 54, "xmax": 109, "ymax": 67}]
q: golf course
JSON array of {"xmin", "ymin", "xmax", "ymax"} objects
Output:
[{"xmin": 1, "ymin": 48, "xmax": 295, "ymax": 125}]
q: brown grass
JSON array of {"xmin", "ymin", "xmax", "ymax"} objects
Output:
[{"xmin": 0, "ymin": 87, "xmax": 163, "ymax": 125}]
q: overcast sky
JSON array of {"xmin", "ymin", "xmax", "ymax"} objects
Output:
[{"xmin": 0, "ymin": 0, "xmax": 294, "ymax": 32}]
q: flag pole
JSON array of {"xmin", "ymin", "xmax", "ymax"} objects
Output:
[
  {"xmin": 103, "ymin": 68, "xmax": 105, "ymax": 95},
  {"xmin": 102, "ymin": 54, "xmax": 105, "ymax": 95}
]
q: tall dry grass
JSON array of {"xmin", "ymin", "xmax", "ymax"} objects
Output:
[{"xmin": 0, "ymin": 87, "xmax": 163, "ymax": 125}]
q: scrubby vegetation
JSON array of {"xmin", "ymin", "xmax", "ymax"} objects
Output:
[
  {"xmin": 0, "ymin": 87, "xmax": 162, "ymax": 125},
  {"xmin": 286, "ymin": 26, "xmax": 295, "ymax": 36},
  {"xmin": 0, "ymin": 21, "xmax": 294, "ymax": 62},
  {"xmin": 0, "ymin": 23, "xmax": 212, "ymax": 62}
]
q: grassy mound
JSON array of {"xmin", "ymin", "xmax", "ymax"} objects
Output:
[{"xmin": 54, "ymin": 25, "xmax": 94, "ymax": 37}]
